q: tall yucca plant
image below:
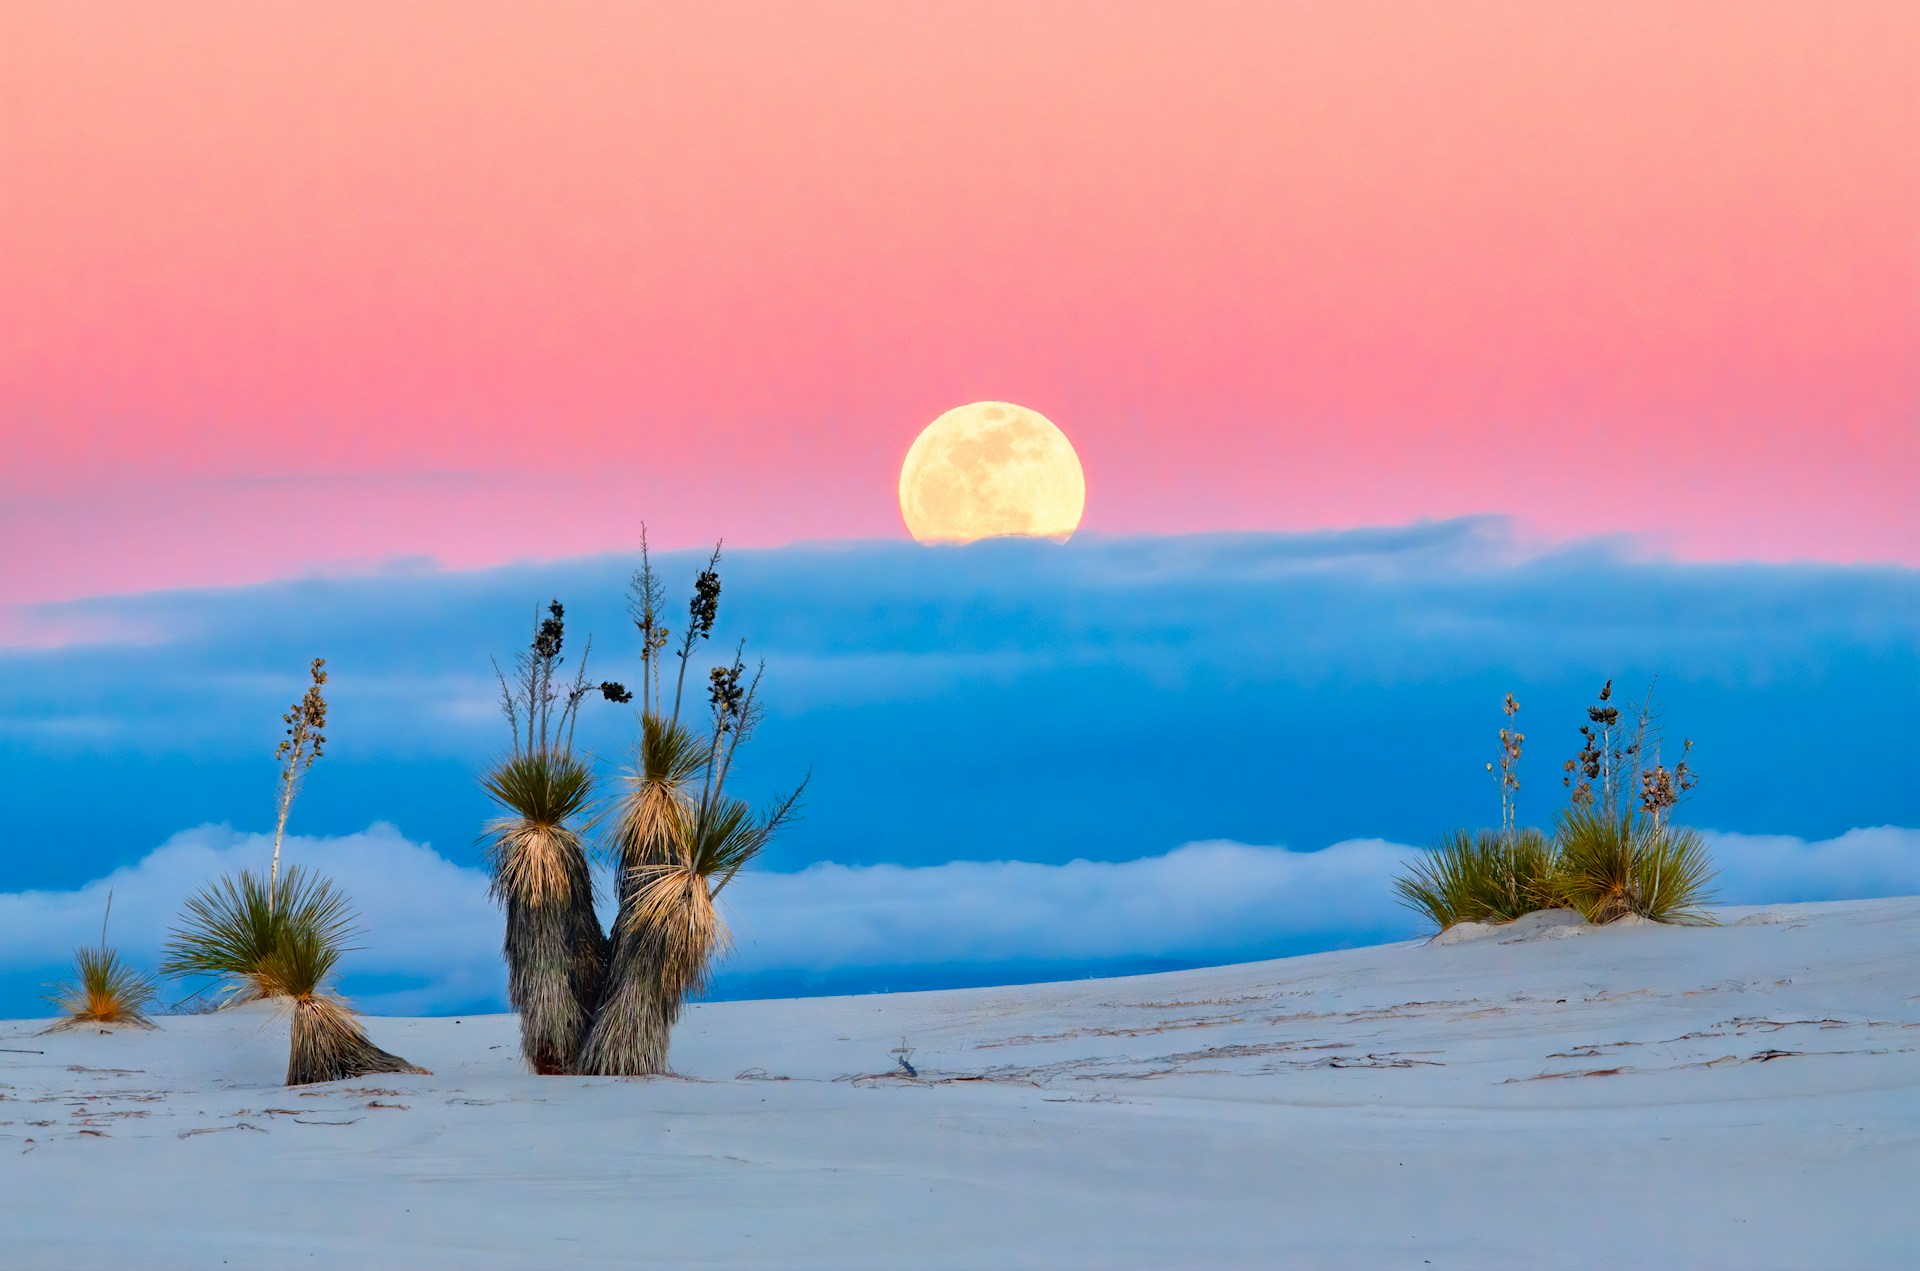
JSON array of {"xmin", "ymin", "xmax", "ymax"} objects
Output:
[
  {"xmin": 626, "ymin": 790, "xmax": 799, "ymax": 1022},
  {"xmin": 484, "ymin": 599, "xmax": 627, "ymax": 1074},
  {"xmin": 578, "ymin": 543, "xmax": 804, "ymax": 1077},
  {"xmin": 482, "ymin": 750, "xmax": 607, "ymax": 1074},
  {"xmin": 576, "ymin": 713, "xmax": 703, "ymax": 1076}
]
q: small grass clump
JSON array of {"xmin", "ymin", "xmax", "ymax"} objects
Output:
[
  {"xmin": 45, "ymin": 892, "xmax": 160, "ymax": 1030},
  {"xmin": 1554, "ymin": 810, "xmax": 1716, "ymax": 926},
  {"xmin": 46, "ymin": 945, "xmax": 160, "ymax": 1030},
  {"xmin": 1394, "ymin": 828, "xmax": 1558, "ymax": 930}
]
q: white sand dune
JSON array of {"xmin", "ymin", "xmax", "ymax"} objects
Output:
[{"xmin": 3, "ymin": 897, "xmax": 1915, "ymax": 1269}]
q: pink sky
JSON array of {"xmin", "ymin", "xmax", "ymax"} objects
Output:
[{"xmin": 3, "ymin": 1, "xmax": 1915, "ymax": 615}]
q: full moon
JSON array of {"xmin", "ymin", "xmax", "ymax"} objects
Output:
[{"xmin": 898, "ymin": 402, "xmax": 1087, "ymax": 544}]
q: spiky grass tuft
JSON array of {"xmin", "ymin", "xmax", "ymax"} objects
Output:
[
  {"xmin": 160, "ymin": 866, "xmax": 353, "ymax": 1004},
  {"xmin": 483, "ymin": 751, "xmax": 596, "ymax": 898},
  {"xmin": 45, "ymin": 945, "xmax": 160, "ymax": 1030},
  {"xmin": 483, "ymin": 749, "xmax": 606, "ymax": 1074},
  {"xmin": 1393, "ymin": 828, "xmax": 1560, "ymax": 929},
  {"xmin": 1555, "ymin": 811, "xmax": 1717, "ymax": 925}
]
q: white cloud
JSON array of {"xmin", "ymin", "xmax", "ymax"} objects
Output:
[
  {"xmin": 1705, "ymin": 826, "xmax": 1920, "ymax": 904},
  {"xmin": 2, "ymin": 823, "xmax": 1916, "ymax": 1016},
  {"xmin": 718, "ymin": 839, "xmax": 1423, "ymax": 974}
]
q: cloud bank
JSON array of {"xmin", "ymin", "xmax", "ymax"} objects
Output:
[
  {"xmin": 2, "ymin": 822, "xmax": 1913, "ymax": 1017},
  {"xmin": 1, "ymin": 522, "xmax": 1914, "ymax": 895}
]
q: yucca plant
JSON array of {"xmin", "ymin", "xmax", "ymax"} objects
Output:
[
  {"xmin": 161, "ymin": 866, "xmax": 346, "ymax": 1004},
  {"xmin": 1396, "ymin": 691, "xmax": 1559, "ymax": 930},
  {"xmin": 1554, "ymin": 809, "xmax": 1716, "ymax": 925},
  {"xmin": 630, "ymin": 791, "xmax": 795, "ymax": 1016},
  {"xmin": 577, "ymin": 547, "xmax": 804, "ymax": 1077},
  {"xmin": 45, "ymin": 895, "xmax": 160, "ymax": 1030},
  {"xmin": 583, "ymin": 773, "xmax": 801, "ymax": 1077},
  {"xmin": 483, "ymin": 749, "xmax": 607, "ymax": 1073},
  {"xmin": 162, "ymin": 866, "xmax": 421, "ymax": 1083},
  {"xmin": 1394, "ymin": 827, "xmax": 1559, "ymax": 929},
  {"xmin": 576, "ymin": 712, "xmax": 703, "ymax": 1076},
  {"xmin": 483, "ymin": 599, "xmax": 627, "ymax": 1074}
]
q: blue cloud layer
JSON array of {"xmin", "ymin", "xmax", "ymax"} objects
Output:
[{"xmin": 2, "ymin": 520, "xmax": 1913, "ymax": 902}]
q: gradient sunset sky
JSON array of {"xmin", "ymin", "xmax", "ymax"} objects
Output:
[{"xmin": 3, "ymin": 1, "xmax": 1915, "ymax": 615}]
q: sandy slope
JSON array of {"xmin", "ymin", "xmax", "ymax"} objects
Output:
[{"xmin": 2, "ymin": 898, "xmax": 1915, "ymax": 1270}]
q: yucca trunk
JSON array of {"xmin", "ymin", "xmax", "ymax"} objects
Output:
[
  {"xmin": 574, "ymin": 819, "xmax": 678, "ymax": 1076},
  {"xmin": 575, "ymin": 930, "xmax": 673, "ymax": 1075},
  {"xmin": 576, "ymin": 878, "xmax": 716, "ymax": 1077},
  {"xmin": 581, "ymin": 849, "xmax": 729, "ymax": 1075},
  {"xmin": 499, "ymin": 847, "xmax": 606, "ymax": 1074},
  {"xmin": 286, "ymin": 994, "xmax": 425, "ymax": 1086}
]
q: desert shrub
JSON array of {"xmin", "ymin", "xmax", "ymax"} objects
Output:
[
  {"xmin": 1554, "ymin": 810, "xmax": 1716, "ymax": 925},
  {"xmin": 1394, "ymin": 828, "xmax": 1559, "ymax": 929},
  {"xmin": 160, "ymin": 864, "xmax": 423, "ymax": 1083},
  {"xmin": 1399, "ymin": 680, "xmax": 1717, "ymax": 933},
  {"xmin": 45, "ymin": 944, "xmax": 160, "ymax": 1030}
]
